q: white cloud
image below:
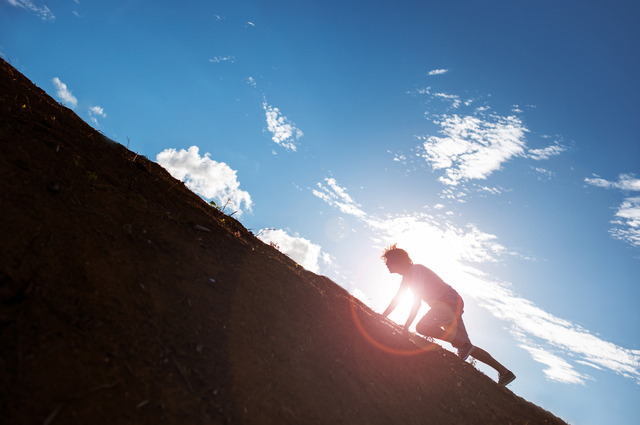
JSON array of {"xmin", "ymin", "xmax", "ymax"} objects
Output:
[
  {"xmin": 52, "ymin": 77, "xmax": 77, "ymax": 108},
  {"xmin": 8, "ymin": 0, "xmax": 54, "ymax": 21},
  {"xmin": 419, "ymin": 113, "xmax": 528, "ymax": 186},
  {"xmin": 585, "ymin": 173, "xmax": 640, "ymax": 191},
  {"xmin": 585, "ymin": 174, "xmax": 640, "ymax": 247},
  {"xmin": 312, "ymin": 178, "xmax": 367, "ymax": 218},
  {"xmin": 433, "ymin": 92, "xmax": 461, "ymax": 109},
  {"xmin": 88, "ymin": 105, "xmax": 106, "ymax": 126},
  {"xmin": 263, "ymin": 102, "xmax": 303, "ymax": 151},
  {"xmin": 414, "ymin": 95, "xmax": 566, "ymax": 196},
  {"xmin": 428, "ymin": 69, "xmax": 448, "ymax": 76},
  {"xmin": 89, "ymin": 106, "xmax": 105, "ymax": 118},
  {"xmin": 156, "ymin": 146, "xmax": 252, "ymax": 215},
  {"xmin": 528, "ymin": 143, "xmax": 566, "ymax": 160},
  {"xmin": 313, "ymin": 177, "xmax": 640, "ymax": 384},
  {"xmin": 89, "ymin": 106, "xmax": 106, "ymax": 117},
  {"xmin": 610, "ymin": 197, "xmax": 640, "ymax": 247},
  {"xmin": 532, "ymin": 167, "xmax": 555, "ymax": 180},
  {"xmin": 257, "ymin": 229, "xmax": 330, "ymax": 273},
  {"xmin": 517, "ymin": 341, "xmax": 591, "ymax": 384},
  {"xmin": 209, "ymin": 56, "xmax": 235, "ymax": 63},
  {"xmin": 407, "ymin": 86, "xmax": 431, "ymax": 96},
  {"xmin": 474, "ymin": 184, "xmax": 503, "ymax": 195},
  {"xmin": 247, "ymin": 21, "xmax": 255, "ymax": 27}
]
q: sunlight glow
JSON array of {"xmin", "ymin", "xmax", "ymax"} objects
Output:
[
  {"xmin": 316, "ymin": 177, "xmax": 640, "ymax": 385},
  {"xmin": 349, "ymin": 295, "xmax": 437, "ymax": 356}
]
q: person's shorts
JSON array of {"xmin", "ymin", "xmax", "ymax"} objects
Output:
[{"xmin": 416, "ymin": 291, "xmax": 471, "ymax": 348}]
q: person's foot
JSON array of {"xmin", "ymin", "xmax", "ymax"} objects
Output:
[
  {"xmin": 457, "ymin": 343, "xmax": 475, "ymax": 361},
  {"xmin": 498, "ymin": 370, "xmax": 516, "ymax": 386}
]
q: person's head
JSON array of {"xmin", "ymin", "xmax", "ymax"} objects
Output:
[{"xmin": 381, "ymin": 244, "xmax": 412, "ymax": 275}]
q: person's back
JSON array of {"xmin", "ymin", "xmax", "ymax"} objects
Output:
[{"xmin": 402, "ymin": 263, "xmax": 456, "ymax": 307}]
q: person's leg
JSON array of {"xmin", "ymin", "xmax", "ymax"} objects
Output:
[
  {"xmin": 450, "ymin": 317, "xmax": 515, "ymax": 385},
  {"xmin": 467, "ymin": 346, "xmax": 509, "ymax": 375},
  {"xmin": 415, "ymin": 324, "xmax": 449, "ymax": 340},
  {"xmin": 417, "ymin": 299, "xmax": 516, "ymax": 385},
  {"xmin": 415, "ymin": 302, "xmax": 458, "ymax": 342}
]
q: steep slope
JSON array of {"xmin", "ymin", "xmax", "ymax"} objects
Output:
[{"xmin": 0, "ymin": 58, "xmax": 567, "ymax": 425}]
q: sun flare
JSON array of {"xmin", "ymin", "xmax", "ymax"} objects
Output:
[{"xmin": 352, "ymin": 239, "xmax": 464, "ymax": 333}]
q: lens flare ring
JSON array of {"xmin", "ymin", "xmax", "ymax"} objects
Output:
[{"xmin": 348, "ymin": 295, "xmax": 438, "ymax": 356}]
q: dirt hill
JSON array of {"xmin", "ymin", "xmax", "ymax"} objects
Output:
[{"xmin": 0, "ymin": 58, "xmax": 568, "ymax": 425}]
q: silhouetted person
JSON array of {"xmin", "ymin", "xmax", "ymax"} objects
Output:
[{"xmin": 380, "ymin": 244, "xmax": 516, "ymax": 387}]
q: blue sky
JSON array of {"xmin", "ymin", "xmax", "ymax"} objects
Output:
[{"xmin": 3, "ymin": 1, "xmax": 640, "ymax": 423}]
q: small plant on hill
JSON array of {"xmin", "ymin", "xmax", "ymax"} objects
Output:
[
  {"xmin": 256, "ymin": 228, "xmax": 274, "ymax": 237},
  {"xmin": 209, "ymin": 198, "xmax": 238, "ymax": 217}
]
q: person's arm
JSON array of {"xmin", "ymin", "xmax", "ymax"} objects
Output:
[
  {"xmin": 403, "ymin": 295, "xmax": 422, "ymax": 333},
  {"xmin": 381, "ymin": 282, "xmax": 408, "ymax": 318}
]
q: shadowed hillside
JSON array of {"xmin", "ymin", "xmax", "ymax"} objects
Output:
[{"xmin": 0, "ymin": 58, "xmax": 568, "ymax": 425}]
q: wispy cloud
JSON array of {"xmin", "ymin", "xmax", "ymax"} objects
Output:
[
  {"xmin": 209, "ymin": 56, "xmax": 235, "ymax": 63},
  {"xmin": 418, "ymin": 113, "xmax": 528, "ymax": 186},
  {"xmin": 428, "ymin": 69, "xmax": 449, "ymax": 76},
  {"xmin": 406, "ymin": 86, "xmax": 431, "ymax": 96},
  {"xmin": 71, "ymin": 0, "xmax": 80, "ymax": 16},
  {"xmin": 52, "ymin": 77, "xmax": 77, "ymax": 108},
  {"xmin": 263, "ymin": 102, "xmax": 303, "ymax": 151},
  {"xmin": 313, "ymin": 177, "xmax": 640, "ymax": 384},
  {"xmin": 527, "ymin": 143, "xmax": 566, "ymax": 160},
  {"xmin": 407, "ymin": 87, "xmax": 461, "ymax": 109},
  {"xmin": 156, "ymin": 146, "xmax": 252, "ymax": 215},
  {"xmin": 532, "ymin": 167, "xmax": 555, "ymax": 180},
  {"xmin": 8, "ymin": 0, "xmax": 54, "ymax": 21},
  {"xmin": 257, "ymin": 228, "xmax": 332, "ymax": 273},
  {"xmin": 413, "ymin": 93, "xmax": 565, "ymax": 194},
  {"xmin": 516, "ymin": 339, "xmax": 592, "ymax": 384},
  {"xmin": 585, "ymin": 173, "xmax": 640, "ymax": 191},
  {"xmin": 89, "ymin": 106, "xmax": 105, "ymax": 116},
  {"xmin": 432, "ymin": 92, "xmax": 461, "ymax": 108},
  {"xmin": 312, "ymin": 178, "xmax": 367, "ymax": 218},
  {"xmin": 585, "ymin": 174, "xmax": 640, "ymax": 248},
  {"xmin": 610, "ymin": 198, "xmax": 640, "ymax": 247},
  {"xmin": 88, "ymin": 105, "xmax": 106, "ymax": 125}
]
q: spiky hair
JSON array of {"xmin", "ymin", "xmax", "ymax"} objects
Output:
[{"xmin": 381, "ymin": 244, "xmax": 413, "ymax": 265}]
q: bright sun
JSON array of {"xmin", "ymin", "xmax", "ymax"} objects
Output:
[
  {"xmin": 385, "ymin": 288, "xmax": 430, "ymax": 331},
  {"xmin": 352, "ymin": 251, "xmax": 429, "ymax": 332}
]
